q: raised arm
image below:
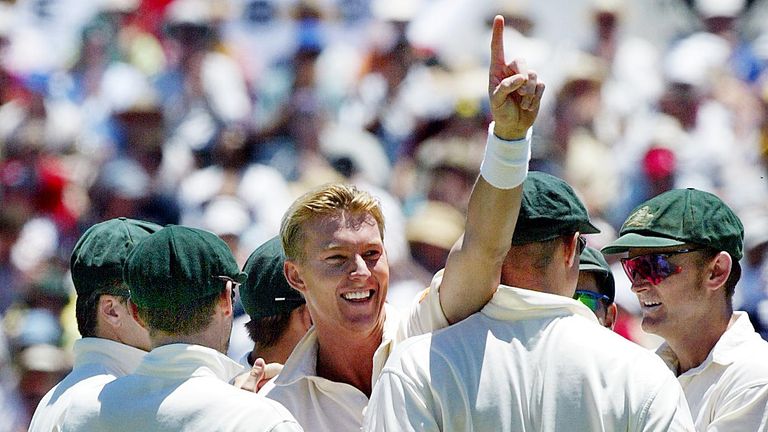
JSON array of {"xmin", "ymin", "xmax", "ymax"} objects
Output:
[{"xmin": 439, "ymin": 15, "xmax": 545, "ymax": 324}]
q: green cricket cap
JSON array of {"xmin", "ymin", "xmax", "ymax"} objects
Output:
[
  {"xmin": 70, "ymin": 217, "xmax": 163, "ymax": 298},
  {"xmin": 240, "ymin": 236, "xmax": 304, "ymax": 320},
  {"xmin": 579, "ymin": 246, "xmax": 615, "ymax": 301},
  {"xmin": 124, "ymin": 225, "xmax": 247, "ymax": 309},
  {"xmin": 511, "ymin": 171, "xmax": 600, "ymax": 244},
  {"xmin": 602, "ymin": 188, "xmax": 744, "ymax": 260}
]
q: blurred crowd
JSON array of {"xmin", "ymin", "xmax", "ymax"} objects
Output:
[{"xmin": 2, "ymin": 0, "xmax": 768, "ymax": 429}]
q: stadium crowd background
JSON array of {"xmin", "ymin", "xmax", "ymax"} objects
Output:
[{"xmin": 1, "ymin": 0, "xmax": 768, "ymax": 429}]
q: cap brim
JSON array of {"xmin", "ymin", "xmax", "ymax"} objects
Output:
[
  {"xmin": 579, "ymin": 263, "xmax": 608, "ymax": 274},
  {"xmin": 601, "ymin": 232, "xmax": 686, "ymax": 255},
  {"xmin": 579, "ymin": 221, "xmax": 601, "ymax": 235},
  {"xmin": 233, "ymin": 271, "xmax": 248, "ymax": 284}
]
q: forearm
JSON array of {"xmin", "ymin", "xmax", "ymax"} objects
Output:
[
  {"xmin": 439, "ymin": 127, "xmax": 530, "ymax": 323},
  {"xmin": 438, "ymin": 13, "xmax": 542, "ymax": 324}
]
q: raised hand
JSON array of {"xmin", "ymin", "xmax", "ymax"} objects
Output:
[{"xmin": 488, "ymin": 15, "xmax": 545, "ymax": 140}]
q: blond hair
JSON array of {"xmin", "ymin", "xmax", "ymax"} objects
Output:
[{"xmin": 280, "ymin": 183, "xmax": 385, "ymax": 261}]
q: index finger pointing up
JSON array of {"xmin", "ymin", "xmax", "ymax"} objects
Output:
[{"xmin": 491, "ymin": 15, "xmax": 506, "ymax": 67}]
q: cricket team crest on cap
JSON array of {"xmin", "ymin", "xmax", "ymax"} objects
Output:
[{"xmin": 624, "ymin": 206, "xmax": 654, "ymax": 228}]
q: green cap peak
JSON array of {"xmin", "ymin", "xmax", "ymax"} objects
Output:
[
  {"xmin": 602, "ymin": 188, "xmax": 744, "ymax": 260},
  {"xmin": 124, "ymin": 225, "xmax": 247, "ymax": 309},
  {"xmin": 511, "ymin": 171, "xmax": 600, "ymax": 244}
]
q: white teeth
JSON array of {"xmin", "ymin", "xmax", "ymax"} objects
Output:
[
  {"xmin": 343, "ymin": 290, "xmax": 372, "ymax": 300},
  {"xmin": 643, "ymin": 301, "xmax": 661, "ymax": 307}
]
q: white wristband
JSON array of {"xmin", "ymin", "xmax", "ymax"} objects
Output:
[{"xmin": 480, "ymin": 121, "xmax": 532, "ymax": 189}]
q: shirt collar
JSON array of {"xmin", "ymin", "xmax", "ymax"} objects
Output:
[
  {"xmin": 274, "ymin": 304, "xmax": 399, "ymax": 387},
  {"xmin": 273, "ymin": 328, "xmax": 320, "ymax": 386},
  {"xmin": 135, "ymin": 343, "xmax": 245, "ymax": 383},
  {"xmin": 656, "ymin": 311, "xmax": 757, "ymax": 376},
  {"xmin": 482, "ymin": 285, "xmax": 600, "ymax": 323},
  {"xmin": 238, "ymin": 350, "xmax": 252, "ymax": 369},
  {"xmin": 73, "ymin": 337, "xmax": 147, "ymax": 376},
  {"xmin": 711, "ymin": 311, "xmax": 759, "ymax": 364}
]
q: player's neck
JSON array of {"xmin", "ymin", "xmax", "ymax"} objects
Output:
[
  {"xmin": 666, "ymin": 312, "xmax": 732, "ymax": 374},
  {"xmin": 314, "ymin": 326, "xmax": 383, "ymax": 397},
  {"xmin": 254, "ymin": 338, "xmax": 295, "ymax": 366}
]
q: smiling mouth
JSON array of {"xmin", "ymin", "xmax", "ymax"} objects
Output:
[
  {"xmin": 642, "ymin": 301, "xmax": 662, "ymax": 308},
  {"xmin": 342, "ymin": 290, "xmax": 374, "ymax": 301}
]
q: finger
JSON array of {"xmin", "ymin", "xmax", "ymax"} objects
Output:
[
  {"xmin": 490, "ymin": 15, "xmax": 506, "ymax": 69},
  {"xmin": 492, "ymin": 74, "xmax": 527, "ymax": 105},
  {"xmin": 529, "ymin": 82, "xmax": 546, "ymax": 111},
  {"xmin": 519, "ymin": 71, "xmax": 538, "ymax": 110},
  {"xmin": 251, "ymin": 357, "xmax": 266, "ymax": 377},
  {"xmin": 263, "ymin": 363, "xmax": 283, "ymax": 381},
  {"xmin": 257, "ymin": 363, "xmax": 284, "ymax": 392},
  {"xmin": 232, "ymin": 373, "xmax": 248, "ymax": 388},
  {"xmin": 232, "ymin": 368, "xmax": 260, "ymax": 392}
]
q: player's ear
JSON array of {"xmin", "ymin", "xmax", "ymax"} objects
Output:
[
  {"xmin": 99, "ymin": 295, "xmax": 122, "ymax": 328},
  {"xmin": 705, "ymin": 252, "xmax": 731, "ymax": 293},
  {"xmin": 284, "ymin": 260, "xmax": 308, "ymax": 294},
  {"xmin": 217, "ymin": 283, "xmax": 234, "ymax": 317},
  {"xmin": 563, "ymin": 233, "xmax": 580, "ymax": 267},
  {"xmin": 604, "ymin": 303, "xmax": 618, "ymax": 331}
]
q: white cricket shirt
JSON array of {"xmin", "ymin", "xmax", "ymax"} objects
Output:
[
  {"xmin": 657, "ymin": 311, "xmax": 768, "ymax": 431},
  {"xmin": 60, "ymin": 343, "xmax": 303, "ymax": 432},
  {"xmin": 28, "ymin": 338, "xmax": 145, "ymax": 432},
  {"xmin": 364, "ymin": 285, "xmax": 696, "ymax": 431},
  {"xmin": 259, "ymin": 272, "xmax": 450, "ymax": 432}
]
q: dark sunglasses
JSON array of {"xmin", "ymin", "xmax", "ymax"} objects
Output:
[
  {"xmin": 620, "ymin": 249, "xmax": 699, "ymax": 285},
  {"xmin": 214, "ymin": 276, "xmax": 242, "ymax": 299},
  {"xmin": 577, "ymin": 236, "xmax": 587, "ymax": 255},
  {"xmin": 573, "ymin": 289, "xmax": 611, "ymax": 312}
]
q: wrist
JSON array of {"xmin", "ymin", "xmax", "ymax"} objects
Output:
[
  {"xmin": 492, "ymin": 123, "xmax": 528, "ymax": 141},
  {"xmin": 480, "ymin": 122, "xmax": 532, "ymax": 189}
]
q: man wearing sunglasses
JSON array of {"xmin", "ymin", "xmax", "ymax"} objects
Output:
[
  {"xmin": 603, "ymin": 188, "xmax": 768, "ymax": 431},
  {"xmin": 576, "ymin": 246, "xmax": 617, "ymax": 329},
  {"xmin": 364, "ymin": 172, "xmax": 694, "ymax": 431}
]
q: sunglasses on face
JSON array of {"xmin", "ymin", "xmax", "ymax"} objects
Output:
[
  {"xmin": 619, "ymin": 249, "xmax": 699, "ymax": 285},
  {"xmin": 573, "ymin": 289, "xmax": 611, "ymax": 313},
  {"xmin": 214, "ymin": 276, "xmax": 242, "ymax": 300},
  {"xmin": 577, "ymin": 236, "xmax": 587, "ymax": 255}
]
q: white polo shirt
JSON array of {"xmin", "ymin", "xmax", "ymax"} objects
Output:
[
  {"xmin": 60, "ymin": 343, "xmax": 303, "ymax": 432},
  {"xmin": 657, "ymin": 311, "xmax": 768, "ymax": 431},
  {"xmin": 28, "ymin": 338, "xmax": 146, "ymax": 432},
  {"xmin": 364, "ymin": 285, "xmax": 695, "ymax": 432},
  {"xmin": 259, "ymin": 273, "xmax": 449, "ymax": 432}
]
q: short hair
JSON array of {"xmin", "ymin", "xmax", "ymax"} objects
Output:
[
  {"xmin": 510, "ymin": 234, "xmax": 577, "ymax": 270},
  {"xmin": 726, "ymin": 261, "xmax": 741, "ymax": 301},
  {"xmin": 244, "ymin": 312, "xmax": 292, "ymax": 349},
  {"xmin": 75, "ymin": 279, "xmax": 128, "ymax": 337},
  {"xmin": 135, "ymin": 292, "xmax": 220, "ymax": 337},
  {"xmin": 280, "ymin": 183, "xmax": 385, "ymax": 261}
]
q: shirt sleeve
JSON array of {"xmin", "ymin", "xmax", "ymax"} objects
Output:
[
  {"xmin": 396, "ymin": 270, "xmax": 450, "ymax": 341},
  {"xmin": 363, "ymin": 369, "xmax": 440, "ymax": 432}
]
